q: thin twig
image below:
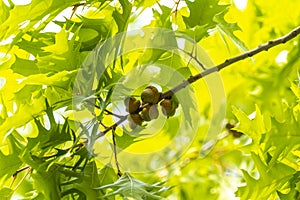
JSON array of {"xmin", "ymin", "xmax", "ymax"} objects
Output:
[
  {"xmin": 70, "ymin": 3, "xmax": 85, "ymax": 19},
  {"xmin": 85, "ymin": 99, "xmax": 123, "ymax": 118},
  {"xmin": 178, "ymin": 48, "xmax": 207, "ymax": 70},
  {"xmin": 100, "ymin": 121, "xmax": 108, "ymax": 129},
  {"xmin": 10, "ymin": 166, "xmax": 32, "ymax": 191},
  {"xmin": 96, "ymin": 25, "xmax": 300, "ymax": 138},
  {"xmin": 96, "ymin": 115, "xmax": 128, "ymax": 138},
  {"xmin": 112, "ymin": 128, "xmax": 122, "ymax": 177},
  {"xmin": 104, "ymin": 109, "xmax": 123, "ymax": 118}
]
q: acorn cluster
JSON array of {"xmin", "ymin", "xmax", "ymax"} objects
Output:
[{"xmin": 124, "ymin": 86, "xmax": 179, "ymax": 129}]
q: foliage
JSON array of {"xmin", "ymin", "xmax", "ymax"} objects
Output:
[{"xmin": 0, "ymin": 0, "xmax": 300, "ymax": 199}]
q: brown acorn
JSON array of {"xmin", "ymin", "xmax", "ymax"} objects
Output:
[
  {"xmin": 124, "ymin": 97, "xmax": 141, "ymax": 113},
  {"xmin": 128, "ymin": 113, "xmax": 143, "ymax": 127},
  {"xmin": 160, "ymin": 99, "xmax": 174, "ymax": 117},
  {"xmin": 141, "ymin": 86, "xmax": 160, "ymax": 104},
  {"xmin": 141, "ymin": 105, "xmax": 159, "ymax": 121},
  {"xmin": 160, "ymin": 95, "xmax": 180, "ymax": 117}
]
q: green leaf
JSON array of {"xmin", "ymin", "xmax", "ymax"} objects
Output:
[
  {"xmin": 37, "ymin": 28, "xmax": 80, "ymax": 73},
  {"xmin": 59, "ymin": 161, "xmax": 105, "ymax": 199},
  {"xmin": 96, "ymin": 173, "xmax": 170, "ymax": 199},
  {"xmin": 18, "ymin": 70, "xmax": 77, "ymax": 90},
  {"xmin": 0, "ymin": 0, "xmax": 82, "ymax": 41},
  {"xmin": 215, "ymin": 10, "xmax": 249, "ymax": 52},
  {"xmin": 149, "ymin": 4, "xmax": 172, "ymax": 28},
  {"xmin": 11, "ymin": 56, "xmax": 40, "ymax": 76},
  {"xmin": 112, "ymin": 0, "xmax": 132, "ymax": 32},
  {"xmin": 183, "ymin": 25, "xmax": 209, "ymax": 42},
  {"xmin": 0, "ymin": 52, "xmax": 15, "ymax": 71},
  {"xmin": 73, "ymin": 161, "xmax": 101, "ymax": 199},
  {"xmin": 114, "ymin": 128, "xmax": 144, "ymax": 150},
  {"xmin": 0, "ymin": 187, "xmax": 13, "ymax": 199},
  {"xmin": 28, "ymin": 113, "xmax": 72, "ymax": 150},
  {"xmin": 0, "ymin": 132, "xmax": 23, "ymax": 183},
  {"xmin": 138, "ymin": 29, "xmax": 177, "ymax": 64},
  {"xmin": 277, "ymin": 189, "xmax": 299, "ymax": 200},
  {"xmin": 291, "ymin": 82, "xmax": 300, "ymax": 100},
  {"xmin": 264, "ymin": 107, "xmax": 300, "ymax": 167},
  {"xmin": 20, "ymin": 100, "xmax": 73, "ymax": 168},
  {"xmin": 0, "ymin": 1, "xmax": 10, "ymax": 25},
  {"xmin": 0, "ymin": 150, "xmax": 22, "ymax": 179},
  {"xmin": 15, "ymin": 31, "xmax": 52, "ymax": 57},
  {"xmin": 236, "ymin": 152, "xmax": 295, "ymax": 200},
  {"xmin": 55, "ymin": 13, "xmax": 116, "ymax": 51},
  {"xmin": 133, "ymin": 0, "xmax": 157, "ymax": 9},
  {"xmin": 31, "ymin": 164, "xmax": 61, "ymax": 199},
  {"xmin": 0, "ymin": 96, "xmax": 45, "ymax": 141},
  {"xmin": 232, "ymin": 104, "xmax": 271, "ymax": 144},
  {"xmin": 98, "ymin": 164, "xmax": 118, "ymax": 186},
  {"xmin": 78, "ymin": 28, "xmax": 99, "ymax": 43},
  {"xmin": 183, "ymin": 0, "xmax": 227, "ymax": 28}
]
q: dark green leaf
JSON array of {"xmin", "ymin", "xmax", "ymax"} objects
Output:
[
  {"xmin": 98, "ymin": 164, "xmax": 118, "ymax": 186},
  {"xmin": 112, "ymin": 0, "xmax": 132, "ymax": 32}
]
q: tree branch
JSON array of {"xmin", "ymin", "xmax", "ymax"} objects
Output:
[
  {"xmin": 97, "ymin": 25, "xmax": 300, "ymax": 138},
  {"xmin": 162, "ymin": 25, "xmax": 300, "ymax": 98}
]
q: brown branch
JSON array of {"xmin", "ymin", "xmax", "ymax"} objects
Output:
[
  {"xmin": 70, "ymin": 3, "xmax": 85, "ymax": 19},
  {"xmin": 104, "ymin": 109, "xmax": 124, "ymax": 118},
  {"xmin": 162, "ymin": 25, "xmax": 300, "ymax": 98},
  {"xmin": 96, "ymin": 25, "xmax": 300, "ymax": 138},
  {"xmin": 96, "ymin": 115, "xmax": 128, "ymax": 138}
]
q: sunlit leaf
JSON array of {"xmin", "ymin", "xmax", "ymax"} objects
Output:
[
  {"xmin": 0, "ymin": 0, "xmax": 82, "ymax": 41},
  {"xmin": 37, "ymin": 28, "xmax": 80, "ymax": 72},
  {"xmin": 215, "ymin": 10, "xmax": 248, "ymax": 52},
  {"xmin": 183, "ymin": 0, "xmax": 227, "ymax": 28},
  {"xmin": 0, "ymin": 187, "xmax": 13, "ymax": 199},
  {"xmin": 96, "ymin": 173, "xmax": 171, "ymax": 199},
  {"xmin": 232, "ymin": 104, "xmax": 271, "ymax": 144}
]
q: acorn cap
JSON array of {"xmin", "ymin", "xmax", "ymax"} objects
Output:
[
  {"xmin": 160, "ymin": 99, "xmax": 173, "ymax": 117},
  {"xmin": 128, "ymin": 113, "xmax": 143, "ymax": 126},
  {"xmin": 141, "ymin": 86, "xmax": 160, "ymax": 104},
  {"xmin": 124, "ymin": 96, "xmax": 141, "ymax": 113}
]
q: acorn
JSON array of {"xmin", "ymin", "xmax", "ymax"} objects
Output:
[
  {"xmin": 141, "ymin": 105, "xmax": 159, "ymax": 121},
  {"xmin": 128, "ymin": 113, "xmax": 143, "ymax": 127},
  {"xmin": 141, "ymin": 86, "xmax": 160, "ymax": 104},
  {"xmin": 124, "ymin": 96, "xmax": 141, "ymax": 113},
  {"xmin": 160, "ymin": 99, "xmax": 174, "ymax": 117},
  {"xmin": 160, "ymin": 95, "xmax": 179, "ymax": 117}
]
